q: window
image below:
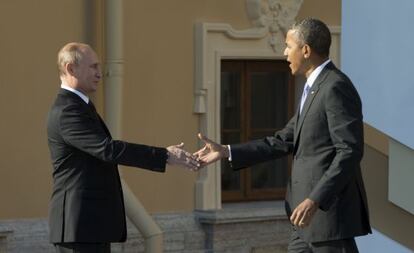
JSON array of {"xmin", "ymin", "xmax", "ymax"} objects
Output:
[{"xmin": 221, "ymin": 60, "xmax": 295, "ymax": 202}]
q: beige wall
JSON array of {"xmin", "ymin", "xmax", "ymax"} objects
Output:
[
  {"xmin": 363, "ymin": 120, "xmax": 414, "ymax": 251},
  {"xmin": 0, "ymin": 0, "xmax": 93, "ymax": 219},
  {"xmin": 0, "ymin": 0, "xmax": 342, "ymax": 218},
  {"xmin": 362, "ymin": 145, "xmax": 414, "ymax": 250},
  {"xmin": 0, "ymin": 0, "xmax": 256, "ymax": 219},
  {"xmin": 119, "ymin": 0, "xmax": 252, "ymax": 212},
  {"xmin": 297, "ymin": 0, "xmax": 341, "ymax": 25}
]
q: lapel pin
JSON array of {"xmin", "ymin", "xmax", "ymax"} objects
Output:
[{"xmin": 311, "ymin": 90, "xmax": 315, "ymax": 94}]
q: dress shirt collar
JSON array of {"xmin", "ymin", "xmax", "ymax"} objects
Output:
[
  {"xmin": 306, "ymin": 59, "xmax": 331, "ymax": 88},
  {"xmin": 60, "ymin": 82, "xmax": 89, "ymax": 104}
]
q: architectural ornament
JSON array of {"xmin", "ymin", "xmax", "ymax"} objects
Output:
[{"xmin": 245, "ymin": 0, "xmax": 303, "ymax": 51}]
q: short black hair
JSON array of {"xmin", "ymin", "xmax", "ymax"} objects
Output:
[{"xmin": 291, "ymin": 18, "xmax": 331, "ymax": 57}]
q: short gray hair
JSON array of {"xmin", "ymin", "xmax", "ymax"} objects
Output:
[
  {"xmin": 57, "ymin": 42, "xmax": 90, "ymax": 77},
  {"xmin": 291, "ymin": 18, "xmax": 331, "ymax": 57}
]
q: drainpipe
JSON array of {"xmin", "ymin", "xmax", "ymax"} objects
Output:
[
  {"xmin": 120, "ymin": 179, "xmax": 163, "ymax": 253},
  {"xmin": 103, "ymin": 1, "xmax": 163, "ymax": 252}
]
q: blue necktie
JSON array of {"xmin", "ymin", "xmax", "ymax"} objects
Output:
[{"xmin": 299, "ymin": 84, "xmax": 310, "ymax": 114}]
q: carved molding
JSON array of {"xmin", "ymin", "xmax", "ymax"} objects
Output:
[
  {"xmin": 245, "ymin": 0, "xmax": 303, "ymax": 51},
  {"xmin": 193, "ymin": 23, "xmax": 270, "ymax": 114},
  {"xmin": 193, "ymin": 1, "xmax": 307, "ymax": 210}
]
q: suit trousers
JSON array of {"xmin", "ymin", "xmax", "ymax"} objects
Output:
[
  {"xmin": 55, "ymin": 243, "xmax": 111, "ymax": 253},
  {"xmin": 287, "ymin": 227, "xmax": 359, "ymax": 253}
]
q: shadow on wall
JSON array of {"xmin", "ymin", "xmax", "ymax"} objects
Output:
[{"xmin": 356, "ymin": 229, "xmax": 413, "ymax": 253}]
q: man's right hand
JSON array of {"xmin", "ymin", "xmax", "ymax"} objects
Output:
[
  {"xmin": 166, "ymin": 143, "xmax": 200, "ymax": 171},
  {"xmin": 193, "ymin": 133, "xmax": 229, "ymax": 167}
]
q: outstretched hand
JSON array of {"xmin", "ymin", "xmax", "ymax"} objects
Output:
[
  {"xmin": 193, "ymin": 133, "xmax": 229, "ymax": 167},
  {"xmin": 166, "ymin": 143, "xmax": 200, "ymax": 171}
]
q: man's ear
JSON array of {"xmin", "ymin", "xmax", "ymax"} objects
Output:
[
  {"xmin": 65, "ymin": 63, "xmax": 76, "ymax": 76},
  {"xmin": 302, "ymin": 44, "xmax": 311, "ymax": 59}
]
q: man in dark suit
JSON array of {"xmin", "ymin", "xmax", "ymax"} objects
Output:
[
  {"xmin": 195, "ymin": 18, "xmax": 371, "ymax": 253},
  {"xmin": 47, "ymin": 42, "xmax": 199, "ymax": 253}
]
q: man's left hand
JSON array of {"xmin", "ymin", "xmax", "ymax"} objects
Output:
[{"xmin": 290, "ymin": 198, "xmax": 318, "ymax": 228}]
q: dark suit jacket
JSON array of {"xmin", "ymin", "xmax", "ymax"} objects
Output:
[
  {"xmin": 47, "ymin": 89, "xmax": 168, "ymax": 243},
  {"xmin": 230, "ymin": 62, "xmax": 371, "ymax": 243}
]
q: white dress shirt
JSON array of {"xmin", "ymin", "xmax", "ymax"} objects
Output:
[
  {"xmin": 304, "ymin": 59, "xmax": 331, "ymax": 91},
  {"xmin": 60, "ymin": 83, "xmax": 90, "ymax": 104}
]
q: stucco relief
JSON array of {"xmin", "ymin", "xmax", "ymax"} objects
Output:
[{"xmin": 245, "ymin": 0, "xmax": 303, "ymax": 51}]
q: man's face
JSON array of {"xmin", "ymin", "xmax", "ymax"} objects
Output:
[
  {"xmin": 73, "ymin": 47, "xmax": 101, "ymax": 94},
  {"xmin": 284, "ymin": 30, "xmax": 307, "ymax": 76}
]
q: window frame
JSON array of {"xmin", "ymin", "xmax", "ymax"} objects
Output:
[{"xmin": 221, "ymin": 59, "xmax": 295, "ymax": 202}]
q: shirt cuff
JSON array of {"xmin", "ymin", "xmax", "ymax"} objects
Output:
[{"xmin": 227, "ymin": 145, "xmax": 232, "ymax": 161}]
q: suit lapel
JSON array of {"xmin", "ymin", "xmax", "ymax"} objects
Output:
[
  {"xmin": 96, "ymin": 114, "xmax": 112, "ymax": 137},
  {"xmin": 294, "ymin": 84, "xmax": 320, "ymax": 139},
  {"xmin": 293, "ymin": 63, "xmax": 334, "ymax": 145},
  {"xmin": 87, "ymin": 101, "xmax": 112, "ymax": 137}
]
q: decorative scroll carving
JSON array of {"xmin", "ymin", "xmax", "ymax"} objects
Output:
[{"xmin": 245, "ymin": 0, "xmax": 303, "ymax": 52}]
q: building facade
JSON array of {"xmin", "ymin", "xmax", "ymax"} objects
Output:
[{"xmin": 0, "ymin": 0, "xmax": 412, "ymax": 252}]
